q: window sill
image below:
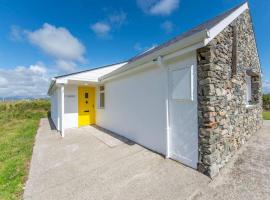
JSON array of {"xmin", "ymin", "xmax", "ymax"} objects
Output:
[{"xmin": 246, "ymin": 104, "xmax": 257, "ymax": 109}]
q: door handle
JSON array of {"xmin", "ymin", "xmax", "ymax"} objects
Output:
[{"xmin": 84, "ymin": 110, "xmax": 89, "ymax": 112}]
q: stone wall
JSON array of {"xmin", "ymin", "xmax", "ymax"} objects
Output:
[{"xmin": 197, "ymin": 10, "xmax": 263, "ymax": 177}]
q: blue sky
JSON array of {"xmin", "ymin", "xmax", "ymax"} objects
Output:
[{"xmin": 0, "ymin": 0, "xmax": 269, "ymax": 97}]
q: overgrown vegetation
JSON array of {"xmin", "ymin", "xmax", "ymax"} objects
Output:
[
  {"xmin": 0, "ymin": 99, "xmax": 50, "ymax": 200},
  {"xmin": 263, "ymin": 94, "xmax": 270, "ymax": 120}
]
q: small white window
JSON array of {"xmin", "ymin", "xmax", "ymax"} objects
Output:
[
  {"xmin": 99, "ymin": 85, "xmax": 105, "ymax": 108},
  {"xmin": 246, "ymin": 75, "xmax": 252, "ymax": 104},
  {"xmin": 171, "ymin": 66, "xmax": 193, "ymax": 101}
]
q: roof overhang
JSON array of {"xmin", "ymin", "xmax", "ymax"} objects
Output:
[
  {"xmin": 205, "ymin": 2, "xmax": 249, "ymax": 43},
  {"xmin": 99, "ymin": 30, "xmax": 209, "ymax": 81},
  {"xmin": 47, "ymin": 78, "xmax": 56, "ymax": 96},
  {"xmin": 47, "ymin": 62, "xmax": 127, "ymax": 95},
  {"xmin": 47, "ymin": 77, "xmax": 100, "ymax": 95}
]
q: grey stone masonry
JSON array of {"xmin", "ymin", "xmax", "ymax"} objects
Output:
[{"xmin": 197, "ymin": 10, "xmax": 263, "ymax": 177}]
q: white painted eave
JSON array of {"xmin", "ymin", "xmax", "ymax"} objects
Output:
[
  {"xmin": 48, "ymin": 78, "xmax": 99, "ymax": 96},
  {"xmin": 99, "ymin": 30, "xmax": 209, "ymax": 81},
  {"xmin": 47, "ymin": 62, "xmax": 127, "ymax": 95},
  {"xmin": 47, "ymin": 78, "xmax": 56, "ymax": 96},
  {"xmin": 205, "ymin": 2, "xmax": 249, "ymax": 45},
  {"xmin": 56, "ymin": 77, "xmax": 99, "ymax": 83}
]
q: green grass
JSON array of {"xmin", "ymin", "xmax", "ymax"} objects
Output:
[
  {"xmin": 263, "ymin": 111, "xmax": 270, "ymax": 120},
  {"xmin": 0, "ymin": 100, "xmax": 50, "ymax": 200}
]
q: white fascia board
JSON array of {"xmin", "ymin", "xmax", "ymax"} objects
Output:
[
  {"xmin": 54, "ymin": 77, "xmax": 99, "ymax": 87},
  {"xmin": 99, "ymin": 42, "xmax": 204, "ymax": 83},
  {"xmin": 56, "ymin": 78, "xmax": 68, "ymax": 84},
  {"xmin": 47, "ymin": 78, "xmax": 56, "ymax": 96},
  {"xmin": 56, "ymin": 77, "xmax": 98, "ymax": 83},
  {"xmin": 163, "ymin": 41, "xmax": 205, "ymax": 61},
  {"xmin": 100, "ymin": 61, "xmax": 155, "ymax": 83},
  {"xmin": 205, "ymin": 2, "xmax": 249, "ymax": 45},
  {"xmin": 66, "ymin": 77, "xmax": 99, "ymax": 82},
  {"xmin": 100, "ymin": 30, "xmax": 208, "ymax": 81}
]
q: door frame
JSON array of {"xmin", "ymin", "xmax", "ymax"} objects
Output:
[
  {"xmin": 166, "ymin": 57, "xmax": 198, "ymax": 169},
  {"xmin": 78, "ymin": 86, "xmax": 96, "ymax": 127}
]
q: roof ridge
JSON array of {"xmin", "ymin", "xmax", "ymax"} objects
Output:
[
  {"xmin": 53, "ymin": 2, "xmax": 248, "ymax": 81},
  {"xmin": 128, "ymin": 2, "xmax": 248, "ymax": 63}
]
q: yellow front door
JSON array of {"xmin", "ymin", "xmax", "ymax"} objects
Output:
[{"xmin": 78, "ymin": 86, "xmax": 96, "ymax": 127}]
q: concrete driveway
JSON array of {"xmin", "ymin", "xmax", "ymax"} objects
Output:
[
  {"xmin": 23, "ymin": 118, "xmax": 210, "ymax": 200},
  {"xmin": 24, "ymin": 119, "xmax": 270, "ymax": 200},
  {"xmin": 194, "ymin": 120, "xmax": 270, "ymax": 200}
]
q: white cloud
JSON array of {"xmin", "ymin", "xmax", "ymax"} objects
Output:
[
  {"xmin": 55, "ymin": 59, "xmax": 77, "ymax": 72},
  {"xmin": 161, "ymin": 20, "xmax": 174, "ymax": 33},
  {"xmin": 108, "ymin": 11, "xmax": 127, "ymax": 27},
  {"xmin": 91, "ymin": 11, "xmax": 127, "ymax": 38},
  {"xmin": 0, "ymin": 77, "xmax": 8, "ymax": 85},
  {"xmin": 26, "ymin": 23, "xmax": 86, "ymax": 72},
  {"xmin": 29, "ymin": 63, "xmax": 47, "ymax": 74},
  {"xmin": 263, "ymin": 80, "xmax": 270, "ymax": 94},
  {"xmin": 137, "ymin": 0, "xmax": 179, "ymax": 16},
  {"xmin": 134, "ymin": 42, "xmax": 157, "ymax": 52},
  {"xmin": 10, "ymin": 25, "xmax": 24, "ymax": 41},
  {"xmin": 134, "ymin": 42, "xmax": 143, "ymax": 51},
  {"xmin": 27, "ymin": 23, "xmax": 85, "ymax": 62},
  {"xmin": 150, "ymin": 0, "xmax": 179, "ymax": 15},
  {"xmin": 0, "ymin": 63, "xmax": 50, "ymax": 98},
  {"xmin": 91, "ymin": 22, "xmax": 111, "ymax": 38}
]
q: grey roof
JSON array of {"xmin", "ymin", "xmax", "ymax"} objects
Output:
[
  {"xmin": 53, "ymin": 2, "xmax": 246, "ymax": 80},
  {"xmin": 128, "ymin": 2, "xmax": 246, "ymax": 63},
  {"xmin": 54, "ymin": 61, "xmax": 127, "ymax": 79}
]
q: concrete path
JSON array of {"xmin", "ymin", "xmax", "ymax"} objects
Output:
[
  {"xmin": 24, "ymin": 119, "xmax": 270, "ymax": 200},
  {"xmin": 194, "ymin": 120, "xmax": 270, "ymax": 200},
  {"xmin": 23, "ymin": 118, "xmax": 210, "ymax": 200}
]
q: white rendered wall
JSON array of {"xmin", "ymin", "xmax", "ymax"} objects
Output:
[
  {"xmin": 96, "ymin": 66, "xmax": 167, "ymax": 154},
  {"xmin": 63, "ymin": 85, "xmax": 78, "ymax": 129},
  {"xmin": 96, "ymin": 52, "xmax": 198, "ymax": 168},
  {"xmin": 50, "ymin": 88, "xmax": 60, "ymax": 130}
]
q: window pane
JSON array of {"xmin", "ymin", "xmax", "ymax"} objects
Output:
[
  {"xmin": 246, "ymin": 75, "xmax": 252, "ymax": 103},
  {"xmin": 85, "ymin": 93, "xmax": 88, "ymax": 98},
  {"xmin": 100, "ymin": 93, "xmax": 105, "ymax": 108},
  {"xmin": 100, "ymin": 86, "xmax": 104, "ymax": 91},
  {"xmin": 171, "ymin": 66, "xmax": 192, "ymax": 101}
]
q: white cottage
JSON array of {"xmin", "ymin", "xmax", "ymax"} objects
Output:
[{"xmin": 48, "ymin": 2, "xmax": 262, "ymax": 174}]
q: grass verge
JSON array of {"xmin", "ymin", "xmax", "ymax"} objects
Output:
[
  {"xmin": 0, "ymin": 100, "xmax": 50, "ymax": 200},
  {"xmin": 263, "ymin": 111, "xmax": 270, "ymax": 120}
]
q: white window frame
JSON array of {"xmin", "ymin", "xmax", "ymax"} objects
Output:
[
  {"xmin": 99, "ymin": 85, "xmax": 105, "ymax": 109},
  {"xmin": 170, "ymin": 65, "xmax": 194, "ymax": 102},
  {"xmin": 246, "ymin": 75, "xmax": 252, "ymax": 105}
]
